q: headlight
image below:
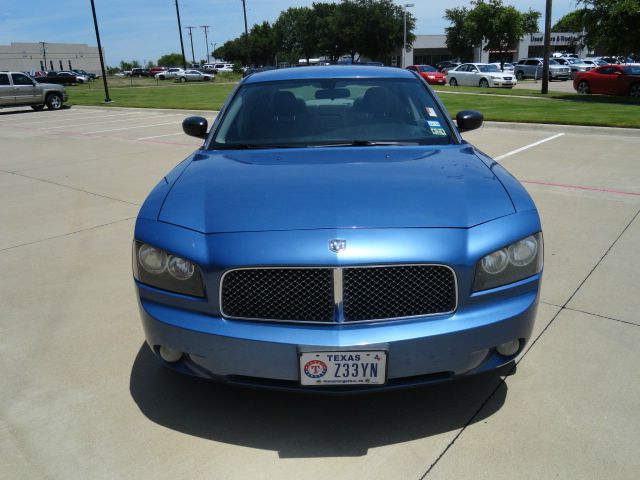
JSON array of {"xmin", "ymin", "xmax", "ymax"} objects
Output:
[
  {"xmin": 133, "ymin": 241, "xmax": 205, "ymax": 297},
  {"xmin": 427, "ymin": 75, "xmax": 435, "ymax": 79},
  {"xmin": 474, "ymin": 233, "xmax": 543, "ymax": 291}
]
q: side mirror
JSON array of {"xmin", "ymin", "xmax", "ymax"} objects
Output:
[
  {"xmin": 182, "ymin": 116, "xmax": 208, "ymax": 139},
  {"xmin": 456, "ymin": 110, "xmax": 484, "ymax": 132}
]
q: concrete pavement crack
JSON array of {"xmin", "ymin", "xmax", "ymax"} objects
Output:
[
  {"xmin": 0, "ymin": 217, "xmax": 136, "ymax": 253},
  {"xmin": 419, "ymin": 206, "xmax": 640, "ymax": 479},
  {"xmin": 0, "ymin": 169, "xmax": 140, "ymax": 206}
]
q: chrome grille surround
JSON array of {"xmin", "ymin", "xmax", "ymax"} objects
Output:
[{"xmin": 220, "ymin": 264, "xmax": 458, "ymax": 324}]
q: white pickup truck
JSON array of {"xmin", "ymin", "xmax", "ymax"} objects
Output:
[{"xmin": 0, "ymin": 71, "xmax": 68, "ymax": 110}]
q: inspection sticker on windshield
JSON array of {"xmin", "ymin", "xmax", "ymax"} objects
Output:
[
  {"xmin": 299, "ymin": 351, "xmax": 387, "ymax": 386},
  {"xmin": 427, "ymin": 120, "xmax": 441, "ymax": 127},
  {"xmin": 431, "ymin": 127, "xmax": 447, "ymax": 136},
  {"xmin": 425, "ymin": 107, "xmax": 437, "ymax": 117}
]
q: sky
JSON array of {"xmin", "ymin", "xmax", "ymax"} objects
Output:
[{"xmin": 0, "ymin": 0, "xmax": 579, "ymax": 65}]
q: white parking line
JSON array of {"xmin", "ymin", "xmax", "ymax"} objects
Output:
[
  {"xmin": 81, "ymin": 122, "xmax": 181, "ymax": 134},
  {"xmin": 136, "ymin": 132, "xmax": 184, "ymax": 140},
  {"xmin": 43, "ymin": 113, "xmax": 184, "ymax": 130},
  {"xmin": 0, "ymin": 109, "xmax": 104, "ymax": 123},
  {"xmin": 495, "ymin": 133, "xmax": 565, "ymax": 160}
]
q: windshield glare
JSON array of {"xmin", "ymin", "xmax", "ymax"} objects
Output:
[
  {"xmin": 478, "ymin": 64, "xmax": 500, "ymax": 73},
  {"xmin": 210, "ymin": 78, "xmax": 454, "ymax": 149}
]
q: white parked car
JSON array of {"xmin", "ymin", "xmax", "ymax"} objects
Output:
[
  {"xmin": 447, "ymin": 63, "xmax": 517, "ymax": 88},
  {"xmin": 175, "ymin": 70, "xmax": 213, "ymax": 82},
  {"xmin": 213, "ymin": 63, "xmax": 235, "ymax": 72},
  {"xmin": 490, "ymin": 62, "xmax": 515, "ymax": 72},
  {"xmin": 155, "ymin": 68, "xmax": 185, "ymax": 80}
]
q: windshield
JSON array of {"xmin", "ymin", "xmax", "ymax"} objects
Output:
[
  {"xmin": 418, "ymin": 65, "xmax": 437, "ymax": 73},
  {"xmin": 209, "ymin": 78, "xmax": 454, "ymax": 149},
  {"xmin": 549, "ymin": 59, "xmax": 560, "ymax": 65},
  {"xmin": 478, "ymin": 64, "xmax": 500, "ymax": 73}
]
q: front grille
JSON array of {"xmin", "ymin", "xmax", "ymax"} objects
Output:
[
  {"xmin": 220, "ymin": 265, "xmax": 456, "ymax": 323},
  {"xmin": 221, "ymin": 268, "xmax": 334, "ymax": 322},
  {"xmin": 504, "ymin": 77, "xmax": 512, "ymax": 80}
]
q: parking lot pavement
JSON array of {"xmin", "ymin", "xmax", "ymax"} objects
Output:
[{"xmin": 1, "ymin": 106, "xmax": 639, "ymax": 479}]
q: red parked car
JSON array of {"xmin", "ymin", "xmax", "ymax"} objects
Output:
[
  {"xmin": 148, "ymin": 66, "xmax": 168, "ymax": 77},
  {"xmin": 574, "ymin": 64, "xmax": 640, "ymax": 97},
  {"xmin": 406, "ymin": 65, "xmax": 447, "ymax": 85}
]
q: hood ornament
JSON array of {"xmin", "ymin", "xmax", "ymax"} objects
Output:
[{"xmin": 329, "ymin": 239, "xmax": 346, "ymax": 253}]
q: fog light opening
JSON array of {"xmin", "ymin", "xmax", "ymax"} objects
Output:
[
  {"xmin": 159, "ymin": 346, "xmax": 183, "ymax": 363},
  {"xmin": 496, "ymin": 339, "xmax": 521, "ymax": 357}
]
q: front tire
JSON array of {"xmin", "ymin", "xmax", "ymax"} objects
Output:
[
  {"xmin": 516, "ymin": 71, "xmax": 524, "ymax": 81},
  {"xmin": 180, "ymin": 77, "xmax": 186, "ymax": 83},
  {"xmin": 46, "ymin": 93, "xmax": 63, "ymax": 110},
  {"xmin": 479, "ymin": 78, "xmax": 489, "ymax": 88},
  {"xmin": 577, "ymin": 81, "xmax": 590, "ymax": 94},
  {"xmin": 158, "ymin": 75, "xmax": 165, "ymax": 80},
  {"xmin": 630, "ymin": 83, "xmax": 640, "ymax": 97},
  {"xmin": 449, "ymin": 78, "xmax": 458, "ymax": 87}
]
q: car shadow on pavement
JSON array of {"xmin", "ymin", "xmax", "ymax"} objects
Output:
[{"xmin": 130, "ymin": 343, "xmax": 509, "ymax": 458}]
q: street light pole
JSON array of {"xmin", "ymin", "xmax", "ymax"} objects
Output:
[
  {"xmin": 402, "ymin": 3, "xmax": 414, "ymax": 68},
  {"xmin": 211, "ymin": 43, "xmax": 217, "ymax": 62},
  {"xmin": 174, "ymin": 0, "xmax": 187, "ymax": 70},
  {"xmin": 241, "ymin": 0, "xmax": 250, "ymax": 65},
  {"xmin": 541, "ymin": 0, "xmax": 553, "ymax": 94},
  {"xmin": 201, "ymin": 25, "xmax": 210, "ymax": 64},
  {"xmin": 89, "ymin": 0, "xmax": 111, "ymax": 103}
]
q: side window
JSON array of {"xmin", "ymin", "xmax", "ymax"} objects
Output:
[
  {"xmin": 0, "ymin": 73, "xmax": 10, "ymax": 85},
  {"xmin": 458, "ymin": 65, "xmax": 468, "ymax": 72},
  {"xmin": 598, "ymin": 67, "xmax": 617, "ymax": 75},
  {"xmin": 11, "ymin": 73, "xmax": 33, "ymax": 86},
  {"xmin": 525, "ymin": 60, "xmax": 538, "ymax": 66},
  {"xmin": 469, "ymin": 65, "xmax": 479, "ymax": 73}
]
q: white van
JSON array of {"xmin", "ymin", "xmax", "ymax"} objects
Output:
[{"xmin": 214, "ymin": 63, "xmax": 234, "ymax": 72}]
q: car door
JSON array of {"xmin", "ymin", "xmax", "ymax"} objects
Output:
[
  {"xmin": 0, "ymin": 73, "xmax": 14, "ymax": 106},
  {"xmin": 466, "ymin": 65, "xmax": 481, "ymax": 86},
  {"xmin": 11, "ymin": 73, "xmax": 39, "ymax": 105},
  {"xmin": 451, "ymin": 64, "xmax": 467, "ymax": 84},
  {"xmin": 590, "ymin": 66, "xmax": 618, "ymax": 94}
]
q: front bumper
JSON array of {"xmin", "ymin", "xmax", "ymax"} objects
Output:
[{"xmin": 138, "ymin": 276, "xmax": 539, "ymax": 391}]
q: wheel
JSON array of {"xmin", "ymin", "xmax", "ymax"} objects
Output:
[
  {"xmin": 46, "ymin": 93, "xmax": 63, "ymax": 110},
  {"xmin": 31, "ymin": 104, "xmax": 45, "ymax": 111},
  {"xmin": 516, "ymin": 71, "xmax": 524, "ymax": 81},
  {"xmin": 158, "ymin": 75, "xmax": 165, "ymax": 80},
  {"xmin": 180, "ymin": 77, "xmax": 186, "ymax": 83},
  {"xmin": 449, "ymin": 78, "xmax": 458, "ymax": 87},
  {"xmin": 479, "ymin": 78, "xmax": 489, "ymax": 88},
  {"xmin": 630, "ymin": 83, "xmax": 640, "ymax": 97},
  {"xmin": 577, "ymin": 81, "xmax": 590, "ymax": 94}
]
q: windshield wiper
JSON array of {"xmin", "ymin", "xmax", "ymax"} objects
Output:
[
  {"xmin": 216, "ymin": 144, "xmax": 300, "ymax": 150},
  {"xmin": 310, "ymin": 140, "xmax": 420, "ymax": 147}
]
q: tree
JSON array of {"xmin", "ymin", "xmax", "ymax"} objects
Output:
[
  {"xmin": 576, "ymin": 0, "xmax": 640, "ymax": 57},
  {"xmin": 443, "ymin": 7, "xmax": 475, "ymax": 61},
  {"xmin": 249, "ymin": 21, "xmax": 277, "ymax": 66},
  {"xmin": 444, "ymin": 0, "xmax": 540, "ymax": 67},
  {"xmin": 552, "ymin": 10, "xmax": 585, "ymax": 32},
  {"xmin": 157, "ymin": 53, "xmax": 185, "ymax": 68},
  {"xmin": 274, "ymin": 7, "xmax": 317, "ymax": 64},
  {"xmin": 119, "ymin": 60, "xmax": 140, "ymax": 71}
]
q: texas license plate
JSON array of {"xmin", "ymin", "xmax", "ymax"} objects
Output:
[{"xmin": 299, "ymin": 351, "xmax": 387, "ymax": 386}]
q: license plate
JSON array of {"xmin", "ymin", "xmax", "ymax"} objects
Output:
[{"xmin": 299, "ymin": 351, "xmax": 387, "ymax": 386}]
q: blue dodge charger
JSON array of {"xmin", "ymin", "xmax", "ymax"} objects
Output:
[{"xmin": 133, "ymin": 66, "xmax": 542, "ymax": 391}]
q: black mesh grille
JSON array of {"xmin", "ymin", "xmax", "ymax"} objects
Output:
[
  {"xmin": 343, "ymin": 266, "xmax": 456, "ymax": 321},
  {"xmin": 220, "ymin": 265, "xmax": 456, "ymax": 323},
  {"xmin": 221, "ymin": 268, "xmax": 334, "ymax": 322}
]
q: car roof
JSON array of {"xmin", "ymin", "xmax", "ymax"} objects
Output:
[{"xmin": 242, "ymin": 65, "xmax": 414, "ymax": 84}]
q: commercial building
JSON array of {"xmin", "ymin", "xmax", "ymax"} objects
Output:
[
  {"xmin": 0, "ymin": 42, "xmax": 103, "ymax": 73},
  {"xmin": 404, "ymin": 32, "xmax": 588, "ymax": 66}
]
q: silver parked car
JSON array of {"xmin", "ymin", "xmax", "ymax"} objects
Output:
[
  {"xmin": 0, "ymin": 71, "xmax": 68, "ymax": 110},
  {"xmin": 553, "ymin": 58, "xmax": 595, "ymax": 79},
  {"xmin": 514, "ymin": 58, "xmax": 571, "ymax": 81},
  {"xmin": 155, "ymin": 68, "xmax": 185, "ymax": 80},
  {"xmin": 175, "ymin": 69, "xmax": 213, "ymax": 83}
]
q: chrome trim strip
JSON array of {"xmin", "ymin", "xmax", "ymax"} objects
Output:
[
  {"xmin": 219, "ymin": 264, "xmax": 458, "ymax": 325},
  {"xmin": 333, "ymin": 268, "xmax": 344, "ymax": 323}
]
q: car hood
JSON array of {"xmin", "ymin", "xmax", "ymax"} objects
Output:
[{"xmin": 158, "ymin": 145, "xmax": 515, "ymax": 233}]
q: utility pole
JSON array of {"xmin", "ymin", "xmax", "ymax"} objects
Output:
[
  {"xmin": 241, "ymin": 0, "xmax": 249, "ymax": 65},
  {"xmin": 402, "ymin": 4, "xmax": 414, "ymax": 68},
  {"xmin": 185, "ymin": 26, "xmax": 196, "ymax": 65},
  {"xmin": 541, "ymin": 0, "xmax": 552, "ymax": 94},
  {"xmin": 40, "ymin": 42, "xmax": 47, "ymax": 71},
  {"xmin": 200, "ymin": 25, "xmax": 210, "ymax": 64},
  {"xmin": 174, "ymin": 0, "xmax": 187, "ymax": 69},
  {"xmin": 89, "ymin": 0, "xmax": 111, "ymax": 103}
]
